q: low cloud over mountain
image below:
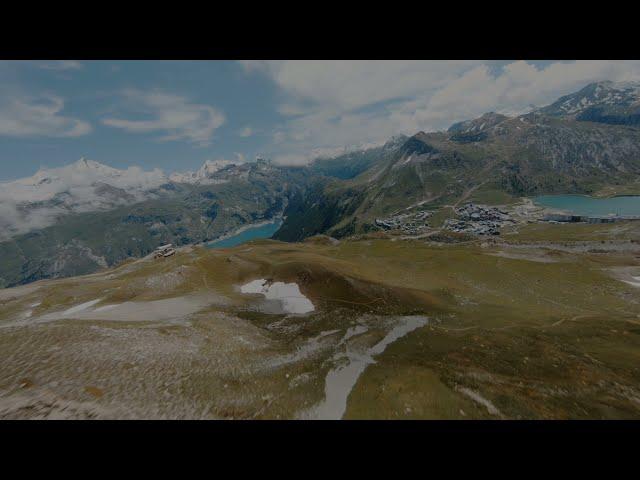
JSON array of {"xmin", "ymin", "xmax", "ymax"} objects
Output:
[{"xmin": 1, "ymin": 158, "xmax": 176, "ymax": 239}]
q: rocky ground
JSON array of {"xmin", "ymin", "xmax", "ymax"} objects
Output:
[{"xmin": 1, "ymin": 221, "xmax": 640, "ymax": 419}]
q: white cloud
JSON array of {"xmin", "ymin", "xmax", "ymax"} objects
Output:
[
  {"xmin": 0, "ymin": 158, "xmax": 168, "ymax": 239},
  {"xmin": 102, "ymin": 89, "xmax": 226, "ymax": 146},
  {"xmin": 0, "ymin": 60, "xmax": 83, "ymax": 71},
  {"xmin": 418, "ymin": 60, "xmax": 640, "ymax": 121},
  {"xmin": 240, "ymin": 60, "xmax": 479, "ymax": 111},
  {"xmin": 241, "ymin": 60, "xmax": 640, "ymax": 165},
  {"xmin": 168, "ymin": 153, "xmax": 247, "ymax": 184},
  {"xmin": 0, "ymin": 94, "xmax": 92, "ymax": 138},
  {"xmin": 35, "ymin": 60, "xmax": 83, "ymax": 71},
  {"xmin": 239, "ymin": 126, "xmax": 253, "ymax": 137}
]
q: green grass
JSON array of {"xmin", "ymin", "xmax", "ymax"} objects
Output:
[
  {"xmin": 508, "ymin": 220, "xmax": 640, "ymax": 243},
  {"xmin": 469, "ymin": 187, "xmax": 517, "ymax": 205},
  {"xmin": 3, "ymin": 233, "xmax": 640, "ymax": 419}
]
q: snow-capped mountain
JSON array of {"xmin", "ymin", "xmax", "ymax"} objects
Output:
[
  {"xmin": 168, "ymin": 159, "xmax": 243, "ymax": 185},
  {"xmin": 0, "ymin": 157, "xmax": 260, "ymax": 240},
  {"xmin": 0, "ymin": 159, "xmax": 309, "ymax": 288},
  {"xmin": 0, "ymin": 158, "xmax": 169, "ymax": 240},
  {"xmin": 447, "ymin": 112, "xmax": 509, "ymax": 137},
  {"xmin": 537, "ymin": 81, "xmax": 640, "ymax": 125},
  {"xmin": 2, "ymin": 158, "xmax": 167, "ymax": 204}
]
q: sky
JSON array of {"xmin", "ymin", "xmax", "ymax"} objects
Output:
[{"xmin": 2, "ymin": 60, "xmax": 640, "ymax": 181}]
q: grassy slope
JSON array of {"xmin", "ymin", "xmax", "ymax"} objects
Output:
[
  {"xmin": 209, "ymin": 235, "xmax": 640, "ymax": 419},
  {"xmin": 3, "ymin": 224, "xmax": 640, "ymax": 419},
  {"xmin": 276, "ymin": 119, "xmax": 640, "ymax": 241}
]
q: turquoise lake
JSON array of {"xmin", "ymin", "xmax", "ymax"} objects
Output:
[
  {"xmin": 206, "ymin": 220, "xmax": 283, "ymax": 249},
  {"xmin": 533, "ymin": 195, "xmax": 640, "ymax": 216}
]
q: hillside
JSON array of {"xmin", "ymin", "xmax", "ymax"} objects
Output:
[
  {"xmin": 0, "ymin": 161, "xmax": 313, "ymax": 287},
  {"xmin": 2, "ymin": 221, "xmax": 640, "ymax": 419},
  {"xmin": 538, "ymin": 80, "xmax": 640, "ymax": 126},
  {"xmin": 4, "ymin": 81, "xmax": 640, "ymax": 284},
  {"xmin": 275, "ymin": 82, "xmax": 640, "ymax": 241},
  {"xmin": 309, "ymin": 135, "xmax": 408, "ymax": 180}
]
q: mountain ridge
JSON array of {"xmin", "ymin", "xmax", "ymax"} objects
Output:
[
  {"xmin": 536, "ymin": 80, "xmax": 640, "ymax": 125},
  {"xmin": 0, "ymin": 160, "xmax": 313, "ymax": 287},
  {"xmin": 4, "ymin": 80, "xmax": 640, "ymax": 285},
  {"xmin": 274, "ymin": 81, "xmax": 640, "ymax": 241}
]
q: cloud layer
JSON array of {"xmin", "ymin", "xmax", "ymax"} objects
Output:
[
  {"xmin": 0, "ymin": 94, "xmax": 91, "ymax": 138},
  {"xmin": 102, "ymin": 89, "xmax": 226, "ymax": 146},
  {"xmin": 241, "ymin": 60, "xmax": 640, "ymax": 165},
  {"xmin": 34, "ymin": 60, "xmax": 83, "ymax": 71},
  {"xmin": 3, "ymin": 60, "xmax": 640, "ymax": 173},
  {"xmin": 0, "ymin": 158, "xmax": 168, "ymax": 239}
]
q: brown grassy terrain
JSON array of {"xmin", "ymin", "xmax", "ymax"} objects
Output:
[{"xmin": 1, "ymin": 224, "xmax": 639, "ymax": 419}]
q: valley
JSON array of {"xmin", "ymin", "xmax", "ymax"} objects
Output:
[
  {"xmin": 0, "ymin": 159, "xmax": 313, "ymax": 288},
  {"xmin": 2, "ymin": 79, "xmax": 640, "ymax": 419},
  {"xmin": 1, "ymin": 220, "xmax": 639, "ymax": 419}
]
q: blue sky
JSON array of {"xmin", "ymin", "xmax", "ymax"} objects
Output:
[
  {"xmin": 2, "ymin": 60, "xmax": 640, "ymax": 181},
  {"xmin": 0, "ymin": 61, "xmax": 279, "ymax": 179}
]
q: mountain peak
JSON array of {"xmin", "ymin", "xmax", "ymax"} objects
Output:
[
  {"xmin": 75, "ymin": 156, "xmax": 90, "ymax": 167},
  {"xmin": 169, "ymin": 158, "xmax": 245, "ymax": 185},
  {"xmin": 71, "ymin": 157, "xmax": 112, "ymax": 172},
  {"xmin": 576, "ymin": 80, "xmax": 640, "ymax": 101},
  {"xmin": 198, "ymin": 159, "xmax": 240, "ymax": 176},
  {"xmin": 447, "ymin": 112, "xmax": 509, "ymax": 135},
  {"xmin": 0, "ymin": 158, "xmax": 169, "ymax": 224},
  {"xmin": 399, "ymin": 133, "xmax": 439, "ymax": 157},
  {"xmin": 384, "ymin": 134, "xmax": 409, "ymax": 148},
  {"xmin": 592, "ymin": 79, "xmax": 640, "ymax": 90},
  {"xmin": 537, "ymin": 80, "xmax": 640, "ymax": 125}
]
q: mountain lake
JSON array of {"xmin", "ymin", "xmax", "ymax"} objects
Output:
[
  {"xmin": 533, "ymin": 195, "xmax": 640, "ymax": 217},
  {"xmin": 206, "ymin": 219, "xmax": 283, "ymax": 249}
]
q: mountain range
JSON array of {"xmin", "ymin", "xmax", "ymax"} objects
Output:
[
  {"xmin": 275, "ymin": 80, "xmax": 640, "ymax": 241},
  {"xmin": 0, "ymin": 157, "xmax": 256, "ymax": 241},
  {"xmin": 167, "ymin": 158, "xmax": 246, "ymax": 185},
  {"xmin": 2, "ymin": 80, "xmax": 640, "ymax": 287},
  {"xmin": 0, "ymin": 159, "xmax": 312, "ymax": 287}
]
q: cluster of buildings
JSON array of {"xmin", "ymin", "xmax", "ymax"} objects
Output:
[
  {"xmin": 444, "ymin": 203, "xmax": 514, "ymax": 236},
  {"xmin": 375, "ymin": 210, "xmax": 433, "ymax": 235},
  {"xmin": 154, "ymin": 243, "xmax": 176, "ymax": 258}
]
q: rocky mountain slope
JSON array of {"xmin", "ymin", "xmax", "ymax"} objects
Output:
[
  {"xmin": 275, "ymin": 82, "xmax": 640, "ymax": 241},
  {"xmin": 309, "ymin": 135, "xmax": 408, "ymax": 180},
  {"xmin": 4, "ymin": 81, "xmax": 640, "ymax": 285},
  {"xmin": 537, "ymin": 80, "xmax": 640, "ymax": 125},
  {"xmin": 0, "ymin": 160, "xmax": 313, "ymax": 287},
  {"xmin": 168, "ymin": 158, "xmax": 244, "ymax": 185}
]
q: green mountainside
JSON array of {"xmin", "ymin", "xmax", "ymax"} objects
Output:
[
  {"xmin": 309, "ymin": 135, "xmax": 408, "ymax": 179},
  {"xmin": 4, "ymin": 81, "xmax": 640, "ymax": 286},
  {"xmin": 0, "ymin": 163, "xmax": 312, "ymax": 288},
  {"xmin": 275, "ymin": 82, "xmax": 640, "ymax": 242}
]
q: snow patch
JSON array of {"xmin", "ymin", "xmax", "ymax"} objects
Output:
[
  {"xmin": 457, "ymin": 387, "xmax": 501, "ymax": 416},
  {"xmin": 303, "ymin": 315, "xmax": 428, "ymax": 420},
  {"xmin": 169, "ymin": 159, "xmax": 243, "ymax": 185},
  {"xmin": 623, "ymin": 277, "xmax": 640, "ymax": 288},
  {"xmin": 93, "ymin": 304, "xmax": 118, "ymax": 312},
  {"xmin": 61, "ymin": 299, "xmax": 103, "ymax": 316},
  {"xmin": 240, "ymin": 279, "xmax": 314, "ymax": 314}
]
